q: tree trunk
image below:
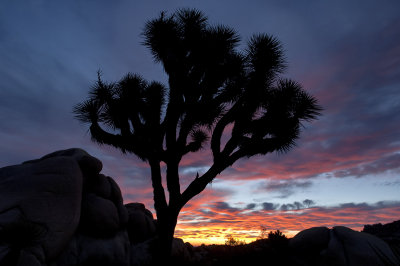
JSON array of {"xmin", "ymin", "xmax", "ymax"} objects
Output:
[
  {"xmin": 150, "ymin": 160, "xmax": 221, "ymax": 262},
  {"xmin": 154, "ymin": 207, "xmax": 179, "ymax": 263},
  {"xmin": 148, "ymin": 159, "xmax": 173, "ymax": 261}
]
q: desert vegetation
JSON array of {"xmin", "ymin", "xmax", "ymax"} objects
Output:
[
  {"xmin": 178, "ymin": 229, "xmax": 292, "ymax": 266},
  {"xmin": 74, "ymin": 8, "xmax": 321, "ymax": 259}
]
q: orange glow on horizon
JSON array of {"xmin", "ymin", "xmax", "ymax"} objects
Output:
[
  {"xmin": 172, "ymin": 204, "xmax": 400, "ymax": 246},
  {"xmin": 119, "ymin": 182, "xmax": 400, "ymax": 246},
  {"xmin": 175, "ymin": 226, "xmax": 299, "ymax": 246}
]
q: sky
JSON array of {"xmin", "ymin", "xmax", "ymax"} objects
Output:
[{"xmin": 1, "ymin": 0, "xmax": 400, "ymax": 245}]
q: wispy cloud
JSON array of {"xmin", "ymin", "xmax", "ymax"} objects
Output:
[
  {"xmin": 263, "ymin": 180, "xmax": 313, "ymax": 198},
  {"xmin": 175, "ymin": 200, "xmax": 400, "ymax": 244}
]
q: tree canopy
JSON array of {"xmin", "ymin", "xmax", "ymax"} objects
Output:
[{"xmin": 74, "ymin": 8, "xmax": 321, "ymax": 257}]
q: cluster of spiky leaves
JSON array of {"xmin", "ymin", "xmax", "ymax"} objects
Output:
[
  {"xmin": 74, "ymin": 8, "xmax": 321, "ymax": 175},
  {"xmin": 74, "ymin": 72, "xmax": 166, "ymax": 161}
]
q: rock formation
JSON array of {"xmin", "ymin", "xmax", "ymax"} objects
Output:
[
  {"xmin": 0, "ymin": 149, "xmax": 87, "ymax": 265},
  {"xmin": 290, "ymin": 226, "xmax": 400, "ymax": 265},
  {"xmin": 0, "ymin": 149, "xmax": 155, "ymax": 266},
  {"xmin": 362, "ymin": 219, "xmax": 400, "ymax": 263},
  {"xmin": 125, "ymin": 203, "xmax": 157, "ymax": 245}
]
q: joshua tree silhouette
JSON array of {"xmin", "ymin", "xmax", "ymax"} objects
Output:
[{"xmin": 74, "ymin": 8, "xmax": 321, "ymax": 258}]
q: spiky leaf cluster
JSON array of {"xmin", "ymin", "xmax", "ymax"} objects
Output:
[
  {"xmin": 74, "ymin": 8, "xmax": 321, "ymax": 171},
  {"xmin": 74, "ymin": 72, "xmax": 166, "ymax": 160}
]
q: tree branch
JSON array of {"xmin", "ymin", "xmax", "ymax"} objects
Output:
[
  {"xmin": 149, "ymin": 159, "xmax": 168, "ymax": 214},
  {"xmin": 166, "ymin": 159, "xmax": 181, "ymax": 209},
  {"xmin": 228, "ymin": 137, "xmax": 277, "ymax": 164},
  {"xmin": 210, "ymin": 105, "xmax": 237, "ymax": 162},
  {"xmin": 180, "ymin": 164, "xmax": 223, "ymax": 208},
  {"xmin": 176, "ymin": 116, "xmax": 192, "ymax": 157},
  {"xmin": 90, "ymin": 122, "xmax": 148, "ymax": 160}
]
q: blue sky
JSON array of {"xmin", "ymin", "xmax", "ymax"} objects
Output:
[{"xmin": 1, "ymin": 0, "xmax": 400, "ymax": 244}]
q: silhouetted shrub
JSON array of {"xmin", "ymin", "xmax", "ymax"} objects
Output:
[
  {"xmin": 257, "ymin": 225, "xmax": 268, "ymax": 240},
  {"xmin": 268, "ymin": 230, "xmax": 286, "ymax": 240},
  {"xmin": 225, "ymin": 235, "xmax": 246, "ymax": 246},
  {"xmin": 267, "ymin": 230, "xmax": 289, "ymax": 250}
]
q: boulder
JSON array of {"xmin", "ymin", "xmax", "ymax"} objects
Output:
[
  {"xmin": 23, "ymin": 148, "xmax": 102, "ymax": 175},
  {"xmin": 130, "ymin": 238, "xmax": 156, "ymax": 266},
  {"xmin": 0, "ymin": 154, "xmax": 83, "ymax": 262},
  {"xmin": 53, "ymin": 230, "xmax": 130, "ymax": 266},
  {"xmin": 363, "ymin": 220, "xmax": 400, "ymax": 240},
  {"xmin": 0, "ymin": 246, "xmax": 9, "ymax": 262},
  {"xmin": 78, "ymin": 174, "xmax": 128, "ymax": 237},
  {"xmin": 106, "ymin": 176, "xmax": 129, "ymax": 226},
  {"xmin": 0, "ymin": 218, "xmax": 47, "ymax": 265},
  {"xmin": 2, "ymin": 148, "xmax": 206, "ymax": 265},
  {"xmin": 0, "ymin": 148, "xmax": 129, "ymax": 265},
  {"xmin": 130, "ymin": 237, "xmax": 192, "ymax": 266},
  {"xmin": 125, "ymin": 203, "xmax": 157, "ymax": 244},
  {"xmin": 79, "ymin": 193, "xmax": 120, "ymax": 237},
  {"xmin": 291, "ymin": 226, "xmax": 400, "ymax": 266},
  {"xmin": 171, "ymin": 238, "xmax": 193, "ymax": 263},
  {"xmin": 328, "ymin": 226, "xmax": 400, "ymax": 265},
  {"xmin": 290, "ymin": 227, "xmax": 331, "ymax": 265},
  {"xmin": 16, "ymin": 250, "xmax": 43, "ymax": 266},
  {"xmin": 89, "ymin": 174, "xmax": 112, "ymax": 199},
  {"xmin": 363, "ymin": 219, "xmax": 400, "ymax": 260},
  {"xmin": 290, "ymin": 226, "xmax": 330, "ymax": 253}
]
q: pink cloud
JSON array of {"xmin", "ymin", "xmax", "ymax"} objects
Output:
[{"xmin": 174, "ymin": 201, "xmax": 400, "ymax": 245}]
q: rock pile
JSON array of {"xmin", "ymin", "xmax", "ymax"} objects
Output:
[
  {"xmin": 363, "ymin": 219, "xmax": 400, "ymax": 262},
  {"xmin": 290, "ymin": 226, "xmax": 400, "ymax": 265},
  {"xmin": 0, "ymin": 149, "xmax": 176, "ymax": 266}
]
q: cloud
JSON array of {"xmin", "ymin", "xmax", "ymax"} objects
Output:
[
  {"xmin": 266, "ymin": 180, "xmax": 313, "ymax": 191},
  {"xmin": 280, "ymin": 204, "xmax": 295, "ymax": 211},
  {"xmin": 333, "ymin": 153, "xmax": 400, "ymax": 178},
  {"xmin": 210, "ymin": 17, "xmax": 400, "ymax": 186},
  {"xmin": 246, "ymin": 203, "xmax": 256, "ymax": 209},
  {"xmin": 261, "ymin": 202, "xmax": 278, "ymax": 211},
  {"xmin": 279, "ymin": 200, "xmax": 315, "ymax": 211},
  {"xmin": 212, "ymin": 201, "xmax": 240, "ymax": 212},
  {"xmin": 1, "ymin": 1, "xmax": 400, "ymax": 247},
  {"xmin": 264, "ymin": 180, "xmax": 313, "ymax": 198},
  {"xmin": 380, "ymin": 181, "xmax": 400, "ymax": 187},
  {"xmin": 175, "ymin": 200, "xmax": 400, "ymax": 244},
  {"xmin": 302, "ymin": 199, "xmax": 315, "ymax": 208}
]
